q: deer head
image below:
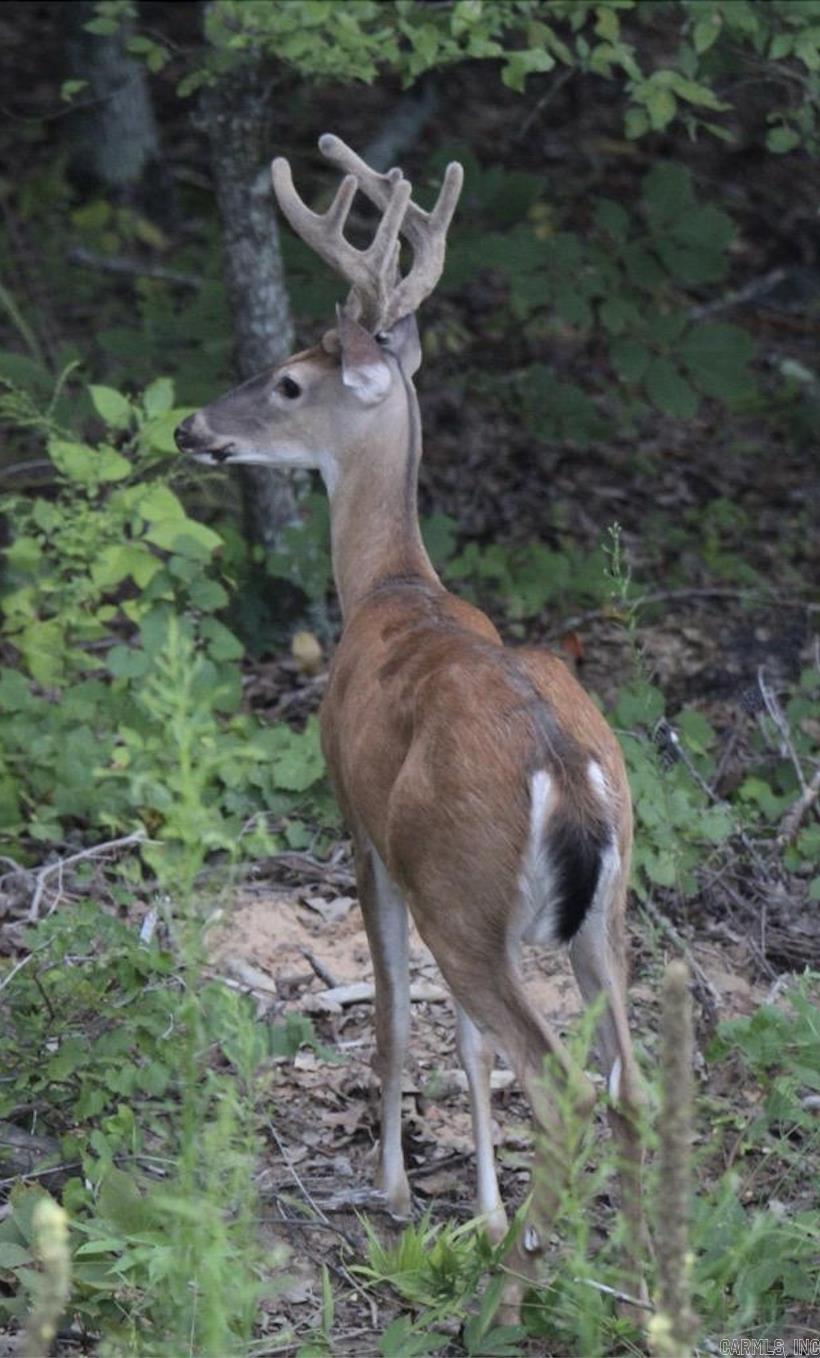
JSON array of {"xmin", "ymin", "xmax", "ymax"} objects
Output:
[{"xmin": 174, "ymin": 135, "xmax": 463, "ymax": 486}]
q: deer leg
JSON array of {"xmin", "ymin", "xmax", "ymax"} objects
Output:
[
  {"xmin": 431, "ymin": 948, "xmax": 596, "ymax": 1326},
  {"xmin": 569, "ymin": 916, "xmax": 649, "ymax": 1311},
  {"xmin": 454, "ymin": 1001, "xmax": 507, "ymax": 1243},
  {"xmin": 357, "ymin": 842, "xmax": 411, "ymax": 1216}
]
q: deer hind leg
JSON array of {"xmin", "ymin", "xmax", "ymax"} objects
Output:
[
  {"xmin": 569, "ymin": 906, "xmax": 649, "ymax": 1310},
  {"xmin": 432, "ymin": 948, "xmax": 596, "ymax": 1326},
  {"xmin": 454, "ymin": 1002, "xmax": 507, "ymax": 1243},
  {"xmin": 356, "ymin": 841, "xmax": 411, "ymax": 1217}
]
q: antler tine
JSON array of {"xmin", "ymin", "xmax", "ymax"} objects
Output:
[
  {"xmin": 271, "ymin": 153, "xmax": 412, "ymax": 331},
  {"xmin": 318, "ymin": 133, "xmax": 464, "ymax": 327}
]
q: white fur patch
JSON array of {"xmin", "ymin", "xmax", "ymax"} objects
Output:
[
  {"xmin": 608, "ymin": 1055, "xmax": 622, "ymax": 1103},
  {"xmin": 516, "ymin": 770, "xmax": 561, "ymax": 947},
  {"xmin": 342, "ymin": 361, "xmax": 391, "ymax": 404},
  {"xmin": 588, "ymin": 759, "xmax": 608, "ymax": 802}
]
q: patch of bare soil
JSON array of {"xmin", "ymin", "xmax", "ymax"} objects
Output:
[{"xmin": 206, "ymin": 883, "xmax": 771, "ymax": 1353}]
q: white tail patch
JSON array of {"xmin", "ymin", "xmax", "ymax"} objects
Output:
[
  {"xmin": 608, "ymin": 1055, "xmax": 623, "ymax": 1103},
  {"xmin": 515, "ymin": 769, "xmax": 561, "ymax": 947},
  {"xmin": 588, "ymin": 759, "xmax": 609, "ymax": 803}
]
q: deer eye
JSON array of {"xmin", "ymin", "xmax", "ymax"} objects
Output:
[{"xmin": 277, "ymin": 376, "xmax": 302, "ymax": 400}]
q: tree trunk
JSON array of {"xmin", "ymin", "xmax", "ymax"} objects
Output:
[
  {"xmin": 64, "ymin": 1, "xmax": 171, "ymax": 219},
  {"xmin": 200, "ymin": 63, "xmax": 297, "ymax": 551}
]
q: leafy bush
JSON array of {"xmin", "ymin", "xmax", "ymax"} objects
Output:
[
  {"xmin": 0, "ymin": 903, "xmax": 279, "ymax": 1352},
  {"xmin": 0, "ymin": 378, "xmax": 331, "ymax": 865}
]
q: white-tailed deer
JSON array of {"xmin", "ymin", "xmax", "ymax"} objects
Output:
[{"xmin": 176, "ymin": 135, "xmax": 647, "ymax": 1324}]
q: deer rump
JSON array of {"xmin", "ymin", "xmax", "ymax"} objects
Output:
[{"xmin": 324, "ymin": 599, "xmax": 616, "ymax": 951}]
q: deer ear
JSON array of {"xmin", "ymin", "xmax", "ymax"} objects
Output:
[
  {"xmin": 378, "ymin": 313, "xmax": 421, "ymax": 376},
  {"xmin": 337, "ymin": 309, "xmax": 392, "ymax": 404}
]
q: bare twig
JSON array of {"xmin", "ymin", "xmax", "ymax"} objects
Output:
[
  {"xmin": 302, "ymin": 979, "xmax": 448, "ymax": 1014},
  {"xmin": 758, "ymin": 665, "xmax": 808, "ymax": 796},
  {"xmin": 688, "ymin": 266, "xmax": 788, "ymax": 320},
  {"xmin": 575, "ymin": 1274, "xmax": 654, "ymax": 1313},
  {"xmin": 69, "ymin": 245, "xmax": 202, "ymax": 289},
  {"xmin": 778, "ymin": 765, "xmax": 820, "ymax": 843},
  {"xmin": 27, "ymin": 830, "xmax": 147, "ymax": 921},
  {"xmin": 299, "ymin": 947, "xmax": 339, "ymax": 990},
  {"xmin": 0, "ymin": 951, "xmax": 35, "ymax": 996},
  {"xmin": 640, "ymin": 896, "xmax": 721, "ymax": 1011}
]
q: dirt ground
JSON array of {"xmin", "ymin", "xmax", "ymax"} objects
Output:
[{"xmin": 205, "ymin": 877, "xmax": 773, "ymax": 1354}]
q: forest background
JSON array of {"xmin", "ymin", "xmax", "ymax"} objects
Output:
[{"xmin": 0, "ymin": 2, "xmax": 818, "ymax": 1355}]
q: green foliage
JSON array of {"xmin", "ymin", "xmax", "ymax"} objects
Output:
[
  {"xmin": 446, "ymin": 157, "xmax": 755, "ymax": 439},
  {"xmin": 123, "ymin": 0, "xmax": 820, "ymax": 154},
  {"xmin": 355, "ymin": 1214, "xmax": 525, "ymax": 1355},
  {"xmin": 691, "ymin": 976, "xmax": 820, "ymax": 1332},
  {"xmin": 445, "ymin": 536, "xmax": 609, "ymax": 620},
  {"xmin": 0, "ymin": 378, "xmax": 331, "ymax": 862},
  {"xmin": 0, "ymin": 901, "xmax": 281, "ymax": 1352},
  {"xmin": 708, "ymin": 976, "xmax": 820, "ymax": 1140}
]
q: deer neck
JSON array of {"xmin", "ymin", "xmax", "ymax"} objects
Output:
[{"xmin": 327, "ymin": 374, "xmax": 438, "ymax": 619}]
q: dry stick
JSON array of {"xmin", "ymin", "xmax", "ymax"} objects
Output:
[
  {"xmin": 543, "ymin": 585, "xmax": 787, "ymax": 642},
  {"xmin": 266, "ymin": 1121, "xmax": 359, "ymax": 1254},
  {"xmin": 68, "ymin": 245, "xmax": 202, "ymax": 288},
  {"xmin": 27, "ymin": 830, "xmax": 147, "ymax": 922},
  {"xmin": 779, "ymin": 764, "xmax": 820, "ymax": 843},
  {"xmin": 640, "ymin": 896, "xmax": 721, "ymax": 1011},
  {"xmin": 650, "ymin": 961, "xmax": 699, "ymax": 1358},
  {"xmin": 758, "ymin": 665, "xmax": 809, "ymax": 797},
  {"xmin": 299, "ymin": 946, "xmax": 340, "ymax": 990}
]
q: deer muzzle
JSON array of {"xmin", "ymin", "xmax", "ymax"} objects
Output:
[{"xmin": 174, "ymin": 412, "xmax": 236, "ymax": 464}]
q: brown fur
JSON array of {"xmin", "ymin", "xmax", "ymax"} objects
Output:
[{"xmin": 179, "ymin": 315, "xmax": 647, "ymax": 1325}]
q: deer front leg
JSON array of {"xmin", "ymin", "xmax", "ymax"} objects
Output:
[{"xmin": 356, "ymin": 841, "xmax": 412, "ymax": 1216}]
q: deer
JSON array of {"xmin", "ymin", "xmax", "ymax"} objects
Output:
[{"xmin": 175, "ymin": 134, "xmax": 648, "ymax": 1326}]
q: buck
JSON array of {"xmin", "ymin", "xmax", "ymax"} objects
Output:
[{"xmin": 175, "ymin": 135, "xmax": 647, "ymax": 1323}]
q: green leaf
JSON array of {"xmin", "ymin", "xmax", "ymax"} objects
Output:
[
  {"xmin": 676, "ymin": 709, "xmax": 716, "ymax": 755},
  {"xmin": 15, "ymin": 619, "xmax": 65, "ymax": 684},
  {"xmin": 200, "ymin": 617, "xmax": 244, "ymax": 661},
  {"xmin": 700, "ymin": 805, "xmax": 734, "ymax": 843},
  {"xmin": 48, "ymin": 439, "xmax": 130, "ymax": 487},
  {"xmin": 0, "ymin": 1242, "xmax": 32, "ymax": 1269},
  {"xmin": 0, "ymin": 668, "xmax": 34, "ymax": 712},
  {"xmin": 594, "ymin": 198, "xmax": 630, "ymax": 242},
  {"xmin": 614, "ymin": 682, "xmax": 665, "ymax": 727},
  {"xmin": 694, "ymin": 17, "xmax": 721, "ymax": 54},
  {"xmin": 643, "ymin": 162, "xmax": 693, "ymax": 222},
  {"xmin": 665, "ymin": 73, "xmax": 727, "ymax": 111},
  {"xmin": 91, "ymin": 545, "xmax": 151, "ymax": 590},
  {"xmin": 89, "ymin": 385, "xmax": 133, "ymax": 429},
  {"xmin": 144, "ymin": 518, "xmax": 222, "ymax": 560},
  {"xmin": 595, "ymin": 5, "xmax": 620, "ymax": 41},
  {"xmin": 609, "ymin": 338, "xmax": 650, "ymax": 384},
  {"xmin": 98, "ymin": 1169, "xmax": 150, "ymax": 1235},
  {"xmin": 679, "ymin": 323, "xmax": 755, "ymax": 401},
  {"xmin": 766, "ymin": 126, "xmax": 801, "ymax": 153},
  {"xmin": 187, "ymin": 576, "xmax": 229, "ymax": 610},
  {"xmin": 48, "ymin": 439, "xmax": 97, "ymax": 485},
  {"xmin": 60, "ymin": 78, "xmax": 88, "ymax": 102},
  {"xmin": 645, "ymin": 357, "xmax": 698, "ymax": 418},
  {"xmin": 646, "ymin": 85, "xmax": 676, "ymax": 131},
  {"xmin": 106, "ymin": 645, "xmax": 150, "ymax": 680},
  {"xmin": 142, "ymin": 377, "xmax": 175, "ymax": 418},
  {"xmin": 625, "ymin": 106, "xmax": 649, "ymax": 139},
  {"xmin": 263, "ymin": 716, "xmax": 325, "ymax": 793},
  {"xmin": 136, "ymin": 484, "xmax": 187, "ymax": 524},
  {"xmin": 501, "ymin": 47, "xmax": 555, "ymax": 93}
]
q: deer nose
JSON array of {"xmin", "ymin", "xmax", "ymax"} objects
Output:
[{"xmin": 174, "ymin": 416, "xmax": 200, "ymax": 453}]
